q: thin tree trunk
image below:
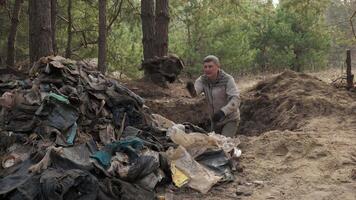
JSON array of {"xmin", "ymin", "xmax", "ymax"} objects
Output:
[
  {"xmin": 29, "ymin": 0, "xmax": 37, "ymax": 62},
  {"xmin": 346, "ymin": 49, "xmax": 354, "ymax": 89},
  {"xmin": 155, "ymin": 0, "xmax": 169, "ymax": 57},
  {"xmin": 65, "ymin": 0, "xmax": 72, "ymax": 58},
  {"xmin": 293, "ymin": 49, "xmax": 301, "ymax": 72},
  {"xmin": 6, "ymin": 0, "xmax": 23, "ymax": 67},
  {"xmin": 51, "ymin": 0, "xmax": 57, "ymax": 54},
  {"xmin": 98, "ymin": 0, "xmax": 107, "ymax": 74},
  {"xmin": 141, "ymin": 0, "xmax": 155, "ymax": 61},
  {"xmin": 29, "ymin": 0, "xmax": 53, "ymax": 63}
]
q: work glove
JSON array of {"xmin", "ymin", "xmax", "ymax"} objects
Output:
[
  {"xmin": 212, "ymin": 110, "xmax": 225, "ymax": 123},
  {"xmin": 186, "ymin": 81, "xmax": 197, "ymax": 97}
]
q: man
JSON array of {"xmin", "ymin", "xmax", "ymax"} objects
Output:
[{"xmin": 187, "ymin": 55, "xmax": 240, "ymax": 137}]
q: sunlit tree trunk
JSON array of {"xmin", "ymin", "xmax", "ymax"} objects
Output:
[{"xmin": 6, "ymin": 0, "xmax": 23, "ymax": 67}]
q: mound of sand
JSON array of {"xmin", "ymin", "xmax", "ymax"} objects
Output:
[{"xmin": 238, "ymin": 70, "xmax": 356, "ymax": 135}]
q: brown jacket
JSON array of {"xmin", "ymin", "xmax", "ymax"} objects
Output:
[{"xmin": 194, "ymin": 70, "xmax": 240, "ymax": 126}]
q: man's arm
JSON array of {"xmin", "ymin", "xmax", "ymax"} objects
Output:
[
  {"xmin": 186, "ymin": 76, "xmax": 204, "ymax": 97},
  {"xmin": 221, "ymin": 77, "xmax": 240, "ymax": 115},
  {"xmin": 194, "ymin": 76, "xmax": 204, "ymax": 96}
]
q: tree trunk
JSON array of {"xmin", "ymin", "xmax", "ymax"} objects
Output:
[
  {"xmin": 292, "ymin": 49, "xmax": 302, "ymax": 72},
  {"xmin": 29, "ymin": 0, "xmax": 53, "ymax": 63},
  {"xmin": 6, "ymin": 0, "xmax": 23, "ymax": 67},
  {"xmin": 346, "ymin": 49, "xmax": 354, "ymax": 89},
  {"xmin": 98, "ymin": 0, "xmax": 107, "ymax": 74},
  {"xmin": 51, "ymin": 0, "xmax": 57, "ymax": 54},
  {"xmin": 155, "ymin": 0, "xmax": 169, "ymax": 57},
  {"xmin": 65, "ymin": 0, "xmax": 72, "ymax": 58},
  {"xmin": 141, "ymin": 0, "xmax": 155, "ymax": 60}
]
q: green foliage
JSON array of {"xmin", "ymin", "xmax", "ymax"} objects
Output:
[{"xmin": 0, "ymin": 0, "xmax": 353, "ymax": 76}]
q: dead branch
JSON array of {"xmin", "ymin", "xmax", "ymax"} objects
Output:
[{"xmin": 107, "ymin": 0, "xmax": 124, "ymax": 32}]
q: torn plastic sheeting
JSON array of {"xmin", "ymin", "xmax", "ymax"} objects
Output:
[
  {"xmin": 90, "ymin": 137, "xmax": 145, "ymax": 168},
  {"xmin": 109, "ymin": 155, "xmax": 160, "ymax": 182},
  {"xmin": 167, "ymin": 124, "xmax": 216, "ymax": 147},
  {"xmin": 151, "ymin": 114, "xmax": 176, "ymax": 130},
  {"xmin": 122, "ymin": 126, "xmax": 142, "ymax": 138},
  {"xmin": 135, "ymin": 169, "xmax": 165, "ymax": 191},
  {"xmin": 35, "ymin": 93, "xmax": 78, "ymax": 139},
  {"xmin": 167, "ymin": 125, "xmax": 217, "ymax": 158},
  {"xmin": 166, "ymin": 146, "xmax": 221, "ymax": 194},
  {"xmin": 125, "ymin": 149, "xmax": 160, "ymax": 182},
  {"xmin": 47, "ymin": 92, "xmax": 70, "ymax": 104},
  {"xmin": 66, "ymin": 122, "xmax": 77, "ymax": 145},
  {"xmin": 168, "ymin": 124, "xmax": 241, "ymax": 157},
  {"xmin": 182, "ymin": 122, "xmax": 207, "ymax": 133},
  {"xmin": 195, "ymin": 149, "xmax": 234, "ymax": 182},
  {"xmin": 208, "ymin": 132, "xmax": 241, "ymax": 154}
]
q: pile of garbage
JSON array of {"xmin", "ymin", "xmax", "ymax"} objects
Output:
[{"xmin": 0, "ymin": 56, "xmax": 241, "ymax": 199}]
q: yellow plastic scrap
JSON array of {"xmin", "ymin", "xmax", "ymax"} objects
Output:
[{"xmin": 171, "ymin": 162, "xmax": 189, "ymax": 187}]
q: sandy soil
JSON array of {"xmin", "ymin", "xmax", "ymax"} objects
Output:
[{"xmin": 125, "ymin": 68, "xmax": 356, "ymax": 200}]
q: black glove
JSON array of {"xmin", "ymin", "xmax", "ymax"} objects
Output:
[
  {"xmin": 212, "ymin": 110, "xmax": 225, "ymax": 123},
  {"xmin": 186, "ymin": 81, "xmax": 197, "ymax": 97}
]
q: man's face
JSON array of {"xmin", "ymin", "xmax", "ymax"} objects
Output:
[{"xmin": 203, "ymin": 61, "xmax": 219, "ymax": 80}]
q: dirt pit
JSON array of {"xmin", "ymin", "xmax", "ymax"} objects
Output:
[
  {"xmin": 126, "ymin": 71, "xmax": 356, "ymax": 136},
  {"xmin": 125, "ymin": 69, "xmax": 356, "ymax": 200},
  {"xmin": 123, "ymin": 80, "xmax": 210, "ymax": 128}
]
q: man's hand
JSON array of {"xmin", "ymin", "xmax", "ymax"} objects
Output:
[
  {"xmin": 212, "ymin": 110, "xmax": 225, "ymax": 123},
  {"xmin": 186, "ymin": 81, "xmax": 197, "ymax": 97}
]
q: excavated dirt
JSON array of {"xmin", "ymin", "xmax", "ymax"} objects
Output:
[
  {"xmin": 125, "ymin": 69, "xmax": 356, "ymax": 200},
  {"xmin": 123, "ymin": 80, "xmax": 210, "ymax": 128},
  {"xmin": 239, "ymin": 70, "xmax": 356, "ymax": 135}
]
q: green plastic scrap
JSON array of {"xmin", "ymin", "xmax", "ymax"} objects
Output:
[{"xmin": 48, "ymin": 92, "xmax": 70, "ymax": 104}]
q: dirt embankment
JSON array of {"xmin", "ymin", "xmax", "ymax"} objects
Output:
[
  {"xmin": 125, "ymin": 70, "xmax": 356, "ymax": 200},
  {"xmin": 238, "ymin": 70, "xmax": 356, "ymax": 135}
]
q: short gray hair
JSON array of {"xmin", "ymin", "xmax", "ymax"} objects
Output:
[{"xmin": 203, "ymin": 55, "xmax": 220, "ymax": 65}]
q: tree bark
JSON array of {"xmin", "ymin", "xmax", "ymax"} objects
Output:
[
  {"xmin": 51, "ymin": 0, "xmax": 57, "ymax": 54},
  {"xmin": 98, "ymin": 0, "xmax": 107, "ymax": 74},
  {"xmin": 6, "ymin": 0, "xmax": 23, "ymax": 67},
  {"xmin": 155, "ymin": 0, "xmax": 169, "ymax": 57},
  {"xmin": 29, "ymin": 0, "xmax": 53, "ymax": 63},
  {"xmin": 65, "ymin": 0, "xmax": 72, "ymax": 58},
  {"xmin": 346, "ymin": 49, "xmax": 354, "ymax": 89},
  {"xmin": 292, "ymin": 49, "xmax": 302, "ymax": 72},
  {"xmin": 141, "ymin": 0, "xmax": 155, "ymax": 61}
]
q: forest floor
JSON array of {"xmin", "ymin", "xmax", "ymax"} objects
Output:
[{"xmin": 122, "ymin": 67, "xmax": 356, "ymax": 200}]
